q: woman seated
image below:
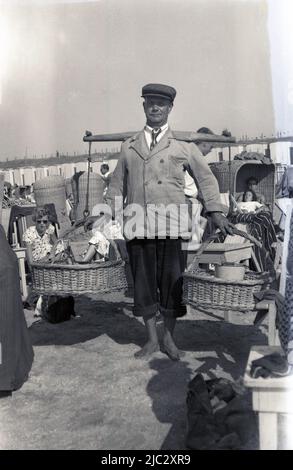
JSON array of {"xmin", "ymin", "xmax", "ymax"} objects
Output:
[
  {"xmin": 237, "ymin": 177, "xmax": 268, "ymax": 208},
  {"xmin": 229, "ymin": 189, "xmax": 277, "ymax": 271},
  {"xmin": 22, "ymin": 206, "xmax": 66, "ymax": 264},
  {"xmin": 22, "ymin": 206, "xmax": 58, "ymax": 263},
  {"xmin": 237, "ymin": 190, "xmax": 265, "ymax": 214},
  {"xmin": 22, "ymin": 206, "xmax": 65, "ymax": 317}
]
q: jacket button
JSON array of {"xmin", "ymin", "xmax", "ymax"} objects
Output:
[
  {"xmin": 158, "ymin": 180, "xmax": 162, "ymax": 184},
  {"xmin": 160, "ymin": 159, "xmax": 164, "ymax": 163}
]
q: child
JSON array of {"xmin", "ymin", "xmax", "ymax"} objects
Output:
[
  {"xmin": 80, "ymin": 214, "xmax": 128, "ymax": 263},
  {"xmin": 237, "ymin": 190, "xmax": 264, "ymax": 214}
]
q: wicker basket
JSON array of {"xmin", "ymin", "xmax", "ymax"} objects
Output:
[
  {"xmin": 183, "ymin": 229, "xmax": 274, "ymax": 311},
  {"xmin": 30, "ymin": 239, "xmax": 128, "ymax": 296},
  {"xmin": 183, "ymin": 268, "xmax": 272, "ymax": 311},
  {"xmin": 209, "ymin": 161, "xmax": 275, "ymax": 209},
  {"xmin": 74, "ymin": 172, "xmax": 105, "ymax": 220},
  {"xmin": 33, "ymin": 176, "xmax": 71, "ymax": 235},
  {"xmin": 34, "ymin": 175, "xmax": 67, "ymax": 213}
]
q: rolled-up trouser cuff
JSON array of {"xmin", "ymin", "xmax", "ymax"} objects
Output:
[
  {"xmin": 133, "ymin": 302, "xmax": 159, "ymax": 319},
  {"xmin": 160, "ymin": 305, "xmax": 187, "ymax": 319}
]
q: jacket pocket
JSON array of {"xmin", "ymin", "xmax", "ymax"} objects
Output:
[{"xmin": 168, "ymin": 155, "xmax": 186, "ymax": 183}]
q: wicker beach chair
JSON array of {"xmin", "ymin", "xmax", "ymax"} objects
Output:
[{"xmin": 209, "ymin": 161, "xmax": 276, "ymax": 210}]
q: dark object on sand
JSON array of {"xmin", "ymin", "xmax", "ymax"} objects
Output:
[
  {"xmin": 43, "ymin": 296, "xmax": 75, "ymax": 324},
  {"xmin": 186, "ymin": 374, "xmax": 257, "ymax": 450}
]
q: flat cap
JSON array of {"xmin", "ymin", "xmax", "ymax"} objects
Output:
[{"xmin": 141, "ymin": 83, "xmax": 176, "ymax": 102}]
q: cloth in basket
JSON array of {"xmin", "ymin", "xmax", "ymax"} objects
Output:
[{"xmin": 30, "ymin": 223, "xmax": 128, "ymax": 295}]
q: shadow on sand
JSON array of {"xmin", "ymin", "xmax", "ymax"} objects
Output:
[
  {"xmin": 28, "ymin": 294, "xmax": 267, "ymax": 450},
  {"xmin": 146, "ymin": 317, "xmax": 266, "ymax": 450}
]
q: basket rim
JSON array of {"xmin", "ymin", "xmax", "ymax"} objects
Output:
[
  {"xmin": 31, "ymin": 286, "xmax": 127, "ymax": 296},
  {"xmin": 31, "ymin": 259, "xmax": 125, "ymax": 270},
  {"xmin": 183, "ymin": 269, "xmax": 273, "ymax": 286}
]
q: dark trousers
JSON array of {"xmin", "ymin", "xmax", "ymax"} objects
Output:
[{"xmin": 127, "ymin": 238, "xmax": 187, "ymax": 319}]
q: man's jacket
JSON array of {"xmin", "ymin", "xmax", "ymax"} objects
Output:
[{"xmin": 105, "ymin": 128, "xmax": 226, "ymax": 239}]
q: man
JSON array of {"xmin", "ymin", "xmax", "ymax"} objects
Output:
[
  {"xmin": 100, "ymin": 163, "xmax": 112, "ymax": 198},
  {"xmin": 184, "ymin": 126, "xmax": 215, "ymax": 200},
  {"xmin": 100, "ymin": 163, "xmax": 111, "ymax": 182},
  {"xmin": 195, "ymin": 127, "xmax": 215, "ymax": 156},
  {"xmin": 246, "ymin": 177, "xmax": 266, "ymax": 204},
  {"xmin": 237, "ymin": 176, "xmax": 266, "ymax": 204},
  {"xmin": 184, "ymin": 127, "xmax": 215, "ymax": 245},
  {"xmin": 87, "ymin": 83, "xmax": 234, "ymax": 361}
]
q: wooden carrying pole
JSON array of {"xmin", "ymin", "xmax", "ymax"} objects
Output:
[
  {"xmin": 222, "ymin": 135, "xmax": 293, "ymax": 147},
  {"xmin": 83, "ymin": 130, "xmax": 236, "ymax": 144},
  {"xmin": 83, "ymin": 131, "xmax": 293, "ymax": 147}
]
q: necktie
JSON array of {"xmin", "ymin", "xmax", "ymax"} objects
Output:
[{"xmin": 150, "ymin": 128, "xmax": 161, "ymax": 151}]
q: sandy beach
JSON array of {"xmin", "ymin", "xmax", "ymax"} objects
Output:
[{"xmin": 0, "ymin": 291, "xmax": 269, "ymax": 450}]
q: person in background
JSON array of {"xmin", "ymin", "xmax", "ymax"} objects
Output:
[
  {"xmin": 195, "ymin": 127, "xmax": 215, "ymax": 157},
  {"xmin": 247, "ymin": 177, "xmax": 266, "ymax": 204},
  {"xmin": 184, "ymin": 126, "xmax": 215, "ymax": 203},
  {"xmin": 237, "ymin": 177, "xmax": 266, "ymax": 205},
  {"xmin": 12, "ymin": 184, "xmax": 19, "ymax": 198},
  {"xmin": 25, "ymin": 185, "xmax": 35, "ymax": 204},
  {"xmin": 276, "ymin": 166, "xmax": 293, "ymax": 199},
  {"xmin": 183, "ymin": 127, "xmax": 215, "ymax": 244},
  {"xmin": 65, "ymin": 193, "xmax": 75, "ymax": 223},
  {"xmin": 4, "ymin": 182, "xmax": 12, "ymax": 198},
  {"xmin": 100, "ymin": 163, "xmax": 112, "ymax": 198},
  {"xmin": 18, "ymin": 186, "xmax": 27, "ymax": 200}
]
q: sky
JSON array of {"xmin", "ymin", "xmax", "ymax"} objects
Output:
[
  {"xmin": 0, "ymin": 0, "xmax": 292, "ymax": 161},
  {"xmin": 267, "ymin": 0, "xmax": 293, "ymax": 134}
]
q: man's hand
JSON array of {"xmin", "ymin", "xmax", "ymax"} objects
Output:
[{"xmin": 210, "ymin": 212, "xmax": 235, "ymax": 236}]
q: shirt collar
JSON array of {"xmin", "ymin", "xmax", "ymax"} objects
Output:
[{"xmin": 144, "ymin": 122, "xmax": 169, "ymax": 134}]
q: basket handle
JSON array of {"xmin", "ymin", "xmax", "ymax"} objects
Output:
[
  {"xmin": 231, "ymin": 227, "xmax": 262, "ymax": 248},
  {"xmin": 190, "ymin": 233, "xmax": 219, "ymax": 261},
  {"xmin": 188, "ymin": 227, "xmax": 263, "ymax": 270},
  {"xmin": 61, "ymin": 219, "xmax": 85, "ymax": 239},
  {"xmin": 47, "ymin": 240, "xmax": 63, "ymax": 265}
]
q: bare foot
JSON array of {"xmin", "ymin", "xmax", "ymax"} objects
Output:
[
  {"xmin": 161, "ymin": 337, "xmax": 185, "ymax": 361},
  {"xmin": 134, "ymin": 341, "xmax": 160, "ymax": 359}
]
